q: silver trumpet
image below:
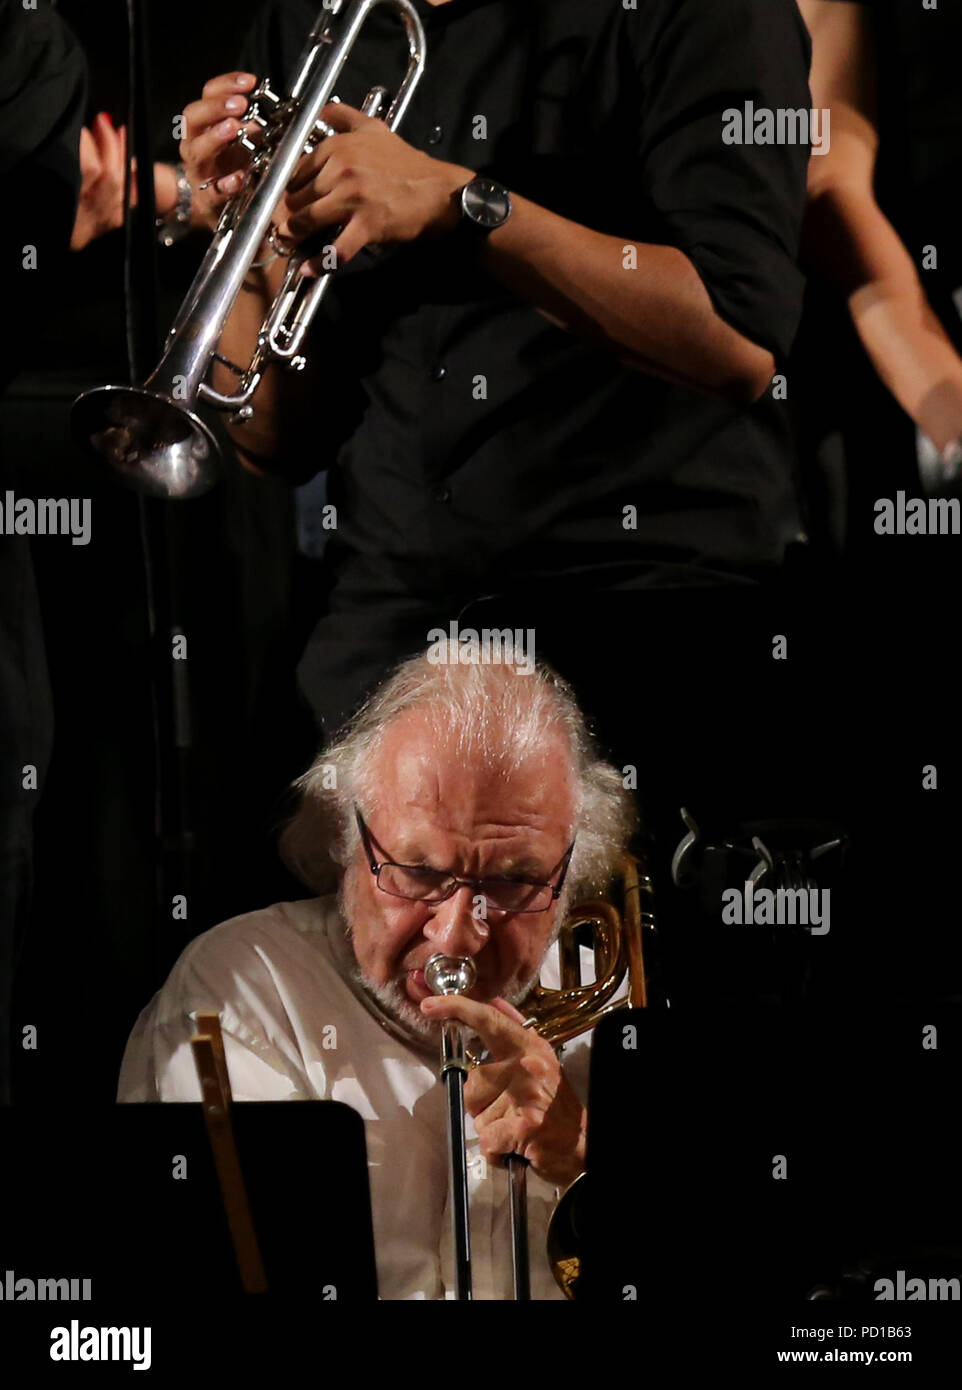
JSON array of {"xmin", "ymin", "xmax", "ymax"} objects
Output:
[{"xmin": 71, "ymin": 0, "xmax": 427, "ymax": 499}]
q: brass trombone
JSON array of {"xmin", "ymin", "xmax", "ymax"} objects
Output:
[
  {"xmin": 427, "ymin": 853, "xmax": 656, "ymax": 1300},
  {"xmin": 71, "ymin": 0, "xmax": 427, "ymax": 499}
]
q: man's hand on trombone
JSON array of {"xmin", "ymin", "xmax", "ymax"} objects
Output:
[{"xmin": 420, "ymin": 992, "xmax": 587, "ymax": 1190}]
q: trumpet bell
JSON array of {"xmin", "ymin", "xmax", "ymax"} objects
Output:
[
  {"xmin": 70, "ymin": 0, "xmax": 426, "ymax": 500},
  {"xmin": 71, "ymin": 385, "xmax": 221, "ymax": 500}
]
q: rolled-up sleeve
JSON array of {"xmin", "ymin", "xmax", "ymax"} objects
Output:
[{"xmin": 630, "ymin": 0, "xmax": 813, "ymax": 361}]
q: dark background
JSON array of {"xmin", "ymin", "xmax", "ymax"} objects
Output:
[{"xmin": 6, "ymin": 0, "xmax": 321, "ymax": 1103}]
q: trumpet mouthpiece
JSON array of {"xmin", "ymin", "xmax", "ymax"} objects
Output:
[{"xmin": 424, "ymin": 954, "xmax": 477, "ymax": 997}]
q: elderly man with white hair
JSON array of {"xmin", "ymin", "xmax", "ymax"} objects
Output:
[{"xmin": 118, "ymin": 652, "xmax": 635, "ymax": 1299}]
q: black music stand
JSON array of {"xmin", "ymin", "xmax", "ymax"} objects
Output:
[
  {"xmin": 0, "ymin": 1101, "xmax": 378, "ymax": 1301},
  {"xmin": 579, "ymin": 1004, "xmax": 962, "ymax": 1304}
]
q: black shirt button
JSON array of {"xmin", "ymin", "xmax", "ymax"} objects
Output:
[
  {"xmin": 430, "ymin": 363, "xmax": 447, "ymax": 382},
  {"xmin": 427, "ymin": 123, "xmax": 444, "ymax": 145},
  {"xmin": 432, "ymin": 487, "xmax": 452, "ymax": 504}
]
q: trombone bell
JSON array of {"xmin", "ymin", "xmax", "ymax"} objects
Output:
[{"xmin": 537, "ymin": 854, "xmax": 656, "ymax": 1298}]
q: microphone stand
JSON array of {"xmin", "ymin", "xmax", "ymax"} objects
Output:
[{"xmin": 125, "ymin": 0, "xmax": 196, "ymax": 984}]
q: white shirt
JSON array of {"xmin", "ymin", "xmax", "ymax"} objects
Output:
[{"xmin": 117, "ymin": 896, "xmax": 595, "ymax": 1300}]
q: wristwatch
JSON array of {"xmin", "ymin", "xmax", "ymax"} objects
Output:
[{"xmin": 455, "ymin": 176, "xmax": 513, "ymax": 251}]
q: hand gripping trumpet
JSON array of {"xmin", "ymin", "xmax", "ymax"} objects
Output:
[{"xmin": 71, "ymin": 0, "xmax": 427, "ymax": 499}]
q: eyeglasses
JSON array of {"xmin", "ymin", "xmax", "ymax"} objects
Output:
[{"xmin": 355, "ymin": 809, "xmax": 574, "ymax": 914}]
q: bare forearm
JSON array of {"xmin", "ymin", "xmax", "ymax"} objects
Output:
[
  {"xmin": 805, "ymin": 188, "xmax": 962, "ymax": 451},
  {"xmin": 211, "ymin": 253, "xmax": 316, "ymax": 470},
  {"xmin": 479, "ymin": 193, "xmax": 776, "ymax": 405},
  {"xmin": 276, "ymin": 120, "xmax": 777, "ymax": 406},
  {"xmin": 798, "ymin": 0, "xmax": 962, "ymax": 451}
]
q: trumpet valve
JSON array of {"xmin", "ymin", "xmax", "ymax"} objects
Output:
[
  {"xmin": 237, "ymin": 82, "xmax": 284, "ymax": 152},
  {"xmin": 305, "ymin": 119, "xmax": 336, "ymax": 152}
]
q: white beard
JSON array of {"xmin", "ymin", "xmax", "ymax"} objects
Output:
[
  {"xmin": 347, "ymin": 960, "xmax": 543, "ymax": 1041},
  {"xmin": 337, "ymin": 874, "xmax": 553, "ymax": 1044},
  {"xmin": 349, "ymin": 966, "xmax": 438, "ymax": 1039}
]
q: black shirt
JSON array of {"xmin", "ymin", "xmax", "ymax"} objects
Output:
[{"xmin": 240, "ymin": 0, "xmax": 812, "ymax": 600}]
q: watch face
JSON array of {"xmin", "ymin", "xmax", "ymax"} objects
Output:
[{"xmin": 462, "ymin": 178, "xmax": 512, "ymax": 229}]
